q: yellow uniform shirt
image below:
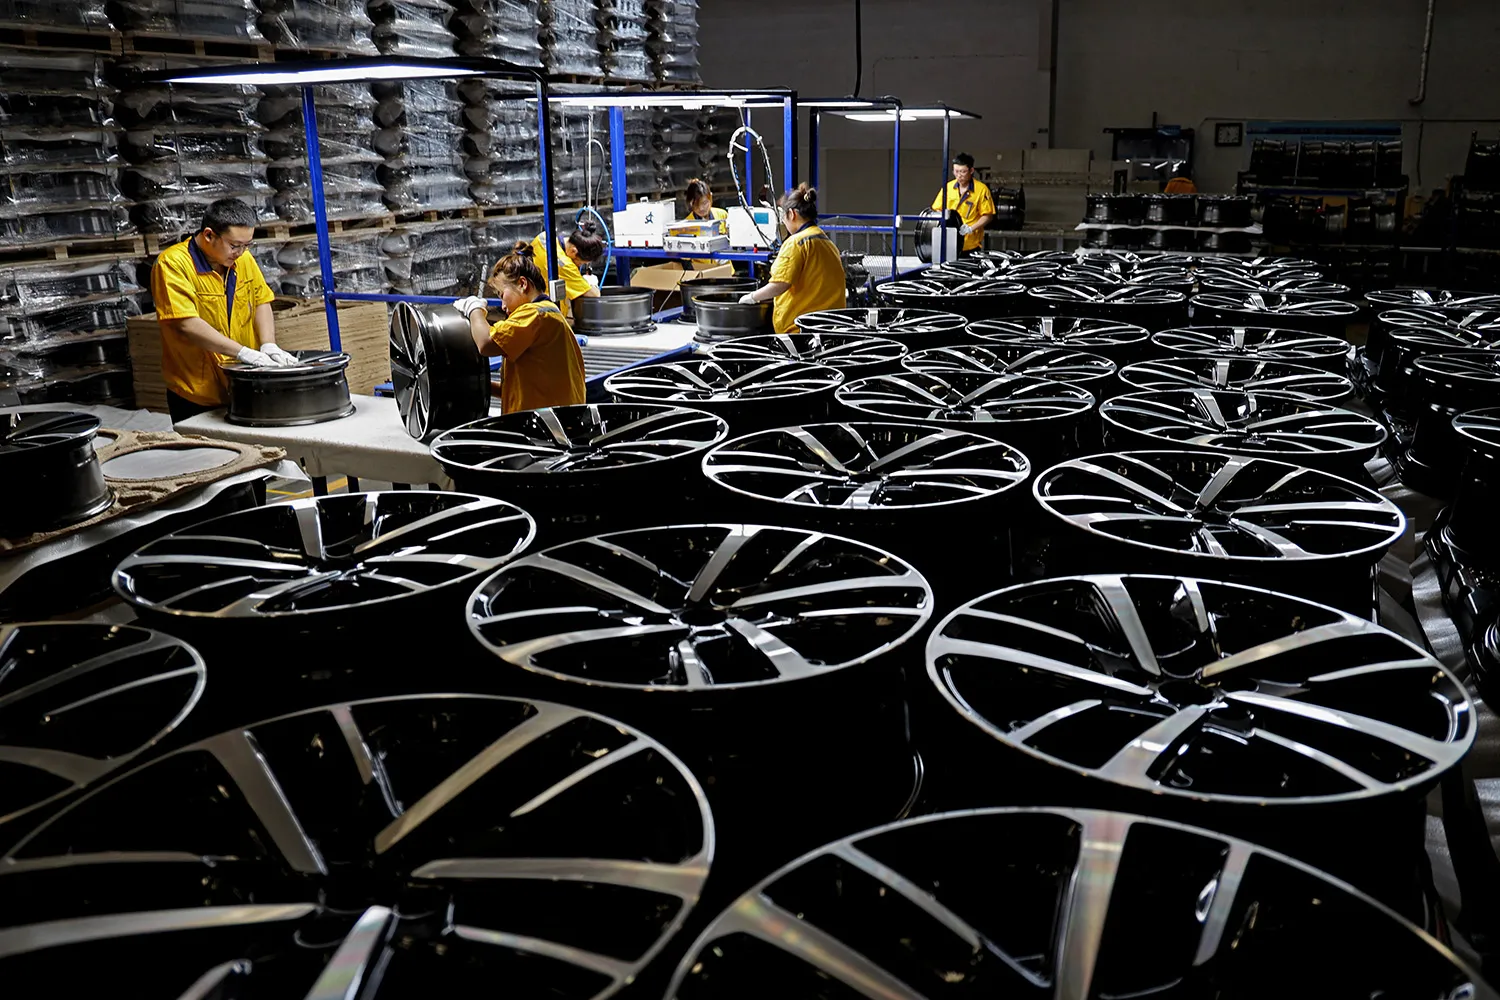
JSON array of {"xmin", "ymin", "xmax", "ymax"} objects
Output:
[
  {"xmin": 1164, "ymin": 177, "xmax": 1198, "ymax": 194},
  {"xmin": 689, "ymin": 206, "xmax": 730, "ymax": 271},
  {"xmin": 530, "ymin": 234, "xmax": 594, "ymax": 320},
  {"xmin": 932, "ymin": 179, "xmax": 996, "ymax": 252},
  {"xmin": 768, "ymin": 224, "xmax": 846, "ymax": 334},
  {"xmin": 488, "ymin": 299, "xmax": 587, "ymax": 415},
  {"xmin": 150, "ymin": 236, "xmax": 276, "ymax": 406}
]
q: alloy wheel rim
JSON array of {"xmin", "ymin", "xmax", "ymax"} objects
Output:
[
  {"xmin": 970, "ymin": 315, "xmax": 1150, "ymax": 350},
  {"xmin": 1118, "ymin": 357, "xmax": 1353, "ymax": 402},
  {"xmin": 904, "ymin": 344, "xmax": 1117, "ymax": 385},
  {"xmin": 795, "ymin": 308, "xmax": 969, "ymax": 336},
  {"xmin": 838, "ymin": 371, "xmax": 1096, "ymax": 425},
  {"xmin": 603, "ymin": 358, "xmax": 843, "ymax": 402},
  {"xmin": 706, "ymin": 332, "xmax": 908, "ymax": 371},
  {"xmin": 1150, "ymin": 326, "xmax": 1349, "ymax": 362}
]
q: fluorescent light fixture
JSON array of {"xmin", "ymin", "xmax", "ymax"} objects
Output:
[
  {"xmin": 164, "ymin": 64, "xmax": 485, "ymax": 86},
  {"xmin": 536, "ymin": 91, "xmax": 788, "ymax": 109},
  {"xmin": 840, "ymin": 106, "xmax": 982, "ymax": 122}
]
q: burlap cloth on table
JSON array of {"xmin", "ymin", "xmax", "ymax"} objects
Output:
[{"xmin": 0, "ymin": 430, "xmax": 286, "ymax": 553}]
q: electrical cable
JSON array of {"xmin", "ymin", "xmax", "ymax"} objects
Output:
[
  {"xmin": 729, "ymin": 124, "xmax": 779, "ymax": 247},
  {"xmin": 577, "ymin": 204, "xmax": 613, "ymax": 286},
  {"xmin": 853, "ymin": 0, "xmax": 863, "ymax": 98}
]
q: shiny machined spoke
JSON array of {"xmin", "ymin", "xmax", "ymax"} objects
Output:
[
  {"xmin": 926, "ymin": 575, "xmax": 1472, "ymax": 802},
  {"xmin": 1195, "ymin": 293, "xmax": 1359, "ymax": 317},
  {"xmin": 1200, "ymin": 274, "xmax": 1352, "ymax": 297},
  {"xmin": 1030, "ymin": 284, "xmax": 1186, "ymax": 305},
  {"xmin": 840, "ymin": 372, "xmax": 1094, "ymax": 417},
  {"xmin": 971, "ymin": 315, "xmax": 1149, "ymax": 348},
  {"xmin": 1118, "ymin": 358, "xmax": 1352, "ymax": 401},
  {"xmin": 606, "ymin": 358, "xmax": 841, "ymax": 401},
  {"xmin": 796, "ymin": 308, "xmax": 969, "ymax": 335},
  {"xmin": 1368, "ymin": 288, "xmax": 1500, "ymax": 310},
  {"xmin": 708, "ymin": 333, "xmax": 906, "ymax": 369},
  {"xmin": 431, "ymin": 405, "xmax": 728, "ymax": 473},
  {"xmin": 903, "ymin": 344, "xmax": 1116, "ymax": 383},
  {"xmin": 1102, "ymin": 390, "xmax": 1385, "ymax": 456}
]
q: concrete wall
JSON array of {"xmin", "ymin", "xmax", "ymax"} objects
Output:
[{"xmin": 698, "ymin": 0, "xmax": 1500, "ymax": 206}]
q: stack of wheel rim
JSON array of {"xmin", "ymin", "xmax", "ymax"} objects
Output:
[
  {"xmin": 1151, "ymin": 325, "xmax": 1352, "ymax": 373},
  {"xmin": 1027, "ymin": 283, "xmax": 1189, "ymax": 331},
  {"xmin": 1363, "ymin": 306, "xmax": 1500, "ymax": 418},
  {"xmin": 876, "ymin": 273, "xmax": 1029, "ymax": 321},
  {"xmin": 1399, "ymin": 352, "xmax": 1500, "ymax": 494},
  {"xmin": 1189, "ymin": 291, "xmax": 1359, "ymax": 337},
  {"xmin": 602, "ymin": 357, "xmax": 845, "ymax": 434}
]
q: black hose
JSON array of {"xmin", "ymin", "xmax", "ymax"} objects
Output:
[{"xmin": 853, "ymin": 0, "xmax": 863, "ymax": 98}]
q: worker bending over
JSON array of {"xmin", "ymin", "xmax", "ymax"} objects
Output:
[
  {"xmin": 931, "ymin": 152, "xmax": 994, "ymax": 256},
  {"xmin": 684, "ymin": 176, "xmax": 729, "ymax": 271},
  {"xmin": 149, "ymin": 198, "xmax": 291, "ymax": 423},
  {"xmin": 457, "ymin": 242, "xmax": 586, "ymax": 415},
  {"xmin": 529, "ymin": 219, "xmax": 606, "ymax": 319},
  {"xmin": 738, "ymin": 185, "xmax": 845, "ymax": 333}
]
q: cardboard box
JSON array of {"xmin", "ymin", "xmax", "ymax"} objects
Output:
[
  {"xmin": 128, "ymin": 298, "xmax": 392, "ymax": 413},
  {"xmin": 628, "ymin": 261, "xmax": 737, "ymax": 313}
]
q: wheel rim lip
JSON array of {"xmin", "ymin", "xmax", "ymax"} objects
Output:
[
  {"xmin": 903, "ymin": 345, "xmax": 1117, "ymax": 383},
  {"xmin": 221, "ymin": 351, "xmax": 352, "ymax": 376},
  {"xmin": 970, "ymin": 315, "xmax": 1150, "ymax": 348},
  {"xmin": 1150, "ymin": 326, "xmax": 1349, "ymax": 360},
  {"xmin": 1027, "ymin": 284, "xmax": 1187, "ymax": 306},
  {"xmin": 665, "ymin": 804, "xmax": 1494, "ymax": 998},
  {"xmin": 603, "ymin": 358, "xmax": 844, "ymax": 401},
  {"xmin": 429, "ymin": 403, "xmax": 730, "ymax": 476},
  {"xmin": 795, "ymin": 308, "xmax": 969, "ymax": 335},
  {"xmin": 112, "ymin": 492, "xmax": 537, "ymax": 619},
  {"xmin": 466, "ymin": 523, "xmax": 934, "ymax": 691},
  {"xmin": 837, "ymin": 372, "xmax": 1096, "ymax": 424},
  {"xmin": 0, "ymin": 691, "xmax": 717, "ymax": 987},
  {"xmin": 1100, "ymin": 389, "xmax": 1388, "ymax": 458},
  {"xmin": 882, "ymin": 279, "xmax": 1028, "ymax": 298},
  {"xmin": 1367, "ymin": 288, "xmax": 1500, "ymax": 310},
  {"xmin": 0, "ymin": 410, "xmax": 102, "ymax": 453},
  {"xmin": 705, "ymin": 333, "xmax": 908, "ymax": 369},
  {"xmin": 1413, "ymin": 351, "xmax": 1500, "ymax": 385},
  {"xmin": 1117, "ymin": 358, "xmax": 1354, "ymax": 402},
  {"xmin": 701, "ymin": 421, "xmax": 1032, "ymax": 511},
  {"xmin": 1198, "ymin": 276, "xmax": 1353, "ymax": 297},
  {"xmin": 1454, "ymin": 407, "xmax": 1500, "ymax": 450},
  {"xmin": 1192, "ymin": 293, "xmax": 1360, "ymax": 317},
  {"xmin": 1056, "ymin": 265, "xmax": 1194, "ymax": 289},
  {"xmin": 1377, "ymin": 307, "xmax": 1500, "ymax": 335},
  {"xmin": 925, "ymin": 573, "xmax": 1473, "ymax": 805},
  {"xmin": 1032, "ymin": 450, "xmax": 1405, "ymax": 563},
  {"xmin": 0, "ymin": 621, "xmax": 207, "ymax": 827}
]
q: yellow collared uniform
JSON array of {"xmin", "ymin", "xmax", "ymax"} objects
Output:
[
  {"xmin": 689, "ymin": 206, "xmax": 730, "ymax": 271},
  {"xmin": 488, "ymin": 298, "xmax": 587, "ymax": 415},
  {"xmin": 530, "ymin": 234, "xmax": 594, "ymax": 320},
  {"xmin": 768, "ymin": 224, "xmax": 846, "ymax": 334},
  {"xmin": 932, "ymin": 179, "xmax": 996, "ymax": 252},
  {"xmin": 150, "ymin": 236, "xmax": 276, "ymax": 406}
]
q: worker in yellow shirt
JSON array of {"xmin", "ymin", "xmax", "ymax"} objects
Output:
[
  {"xmin": 1164, "ymin": 168, "xmax": 1198, "ymax": 194},
  {"xmin": 684, "ymin": 176, "xmax": 729, "ymax": 271},
  {"xmin": 931, "ymin": 152, "xmax": 995, "ymax": 256},
  {"xmin": 457, "ymin": 241, "xmax": 586, "ymax": 415},
  {"xmin": 738, "ymin": 184, "xmax": 846, "ymax": 333},
  {"xmin": 529, "ymin": 218, "xmax": 606, "ymax": 320},
  {"xmin": 149, "ymin": 198, "xmax": 289, "ymax": 423}
]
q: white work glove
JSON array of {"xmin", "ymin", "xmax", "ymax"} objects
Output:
[
  {"xmin": 737, "ymin": 292, "xmax": 758, "ymax": 305},
  {"xmin": 235, "ymin": 345, "xmax": 275, "ymax": 367},
  {"xmin": 583, "ymin": 273, "xmax": 600, "ymax": 290},
  {"xmin": 261, "ymin": 344, "xmax": 298, "ymax": 367},
  {"xmin": 453, "ymin": 295, "xmax": 488, "ymax": 318},
  {"xmin": 958, "ymin": 223, "xmax": 975, "ymax": 236}
]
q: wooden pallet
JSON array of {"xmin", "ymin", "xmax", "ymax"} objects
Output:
[
  {"xmin": 0, "ymin": 22, "xmax": 121, "ymax": 54},
  {"xmin": 0, "ymin": 234, "xmax": 147, "ymax": 265},
  {"xmin": 121, "ymin": 31, "xmax": 274, "ymax": 61},
  {"xmin": 256, "ymin": 214, "xmax": 397, "ymax": 242}
]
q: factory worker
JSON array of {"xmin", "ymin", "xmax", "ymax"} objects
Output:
[
  {"xmin": 149, "ymin": 198, "xmax": 293, "ymax": 423},
  {"xmin": 456, "ymin": 241, "xmax": 586, "ymax": 415},
  {"xmin": 529, "ymin": 219, "xmax": 606, "ymax": 320},
  {"xmin": 684, "ymin": 176, "xmax": 729, "ymax": 271},
  {"xmin": 931, "ymin": 152, "xmax": 995, "ymax": 256},
  {"xmin": 737, "ymin": 184, "xmax": 846, "ymax": 333}
]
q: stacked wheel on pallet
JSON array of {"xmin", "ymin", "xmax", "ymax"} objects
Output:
[
  {"xmin": 665, "ymin": 806, "xmax": 1493, "ymax": 1000},
  {"xmin": 0, "ymin": 692, "xmax": 715, "ymax": 998},
  {"xmin": 705, "ymin": 332, "xmax": 908, "ymax": 378},
  {"xmin": 466, "ymin": 523, "xmax": 934, "ymax": 871},
  {"xmin": 1398, "ymin": 352, "xmax": 1500, "ymax": 494},
  {"xmin": 876, "ymin": 274, "xmax": 1029, "ymax": 321},
  {"xmin": 1151, "ymin": 325, "xmax": 1352, "ymax": 373},
  {"xmin": 602, "ymin": 357, "xmax": 844, "ymax": 434},
  {"xmin": 430, "ymin": 404, "xmax": 730, "ymax": 544},
  {"xmin": 1189, "ymin": 291, "xmax": 1359, "ymax": 338},
  {"xmin": 1027, "ymin": 284, "xmax": 1189, "ymax": 331}
]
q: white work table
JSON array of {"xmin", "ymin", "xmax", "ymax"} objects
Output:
[{"xmin": 175, "ymin": 394, "xmax": 501, "ymax": 492}]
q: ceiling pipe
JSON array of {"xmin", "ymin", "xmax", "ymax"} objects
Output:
[{"xmin": 1410, "ymin": 0, "xmax": 1435, "ymax": 105}]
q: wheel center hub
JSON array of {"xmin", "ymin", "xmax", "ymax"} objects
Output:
[
  {"xmin": 1158, "ymin": 678, "xmax": 1218, "ymax": 705},
  {"xmin": 679, "ymin": 606, "xmax": 728, "ymax": 627}
]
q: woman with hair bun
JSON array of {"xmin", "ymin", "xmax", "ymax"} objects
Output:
[
  {"xmin": 738, "ymin": 184, "xmax": 845, "ymax": 333},
  {"xmin": 454, "ymin": 241, "xmax": 585, "ymax": 414},
  {"xmin": 530, "ymin": 219, "xmax": 606, "ymax": 319}
]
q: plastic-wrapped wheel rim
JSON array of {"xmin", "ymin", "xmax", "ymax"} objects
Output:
[
  {"xmin": 667, "ymin": 806, "xmax": 1493, "ymax": 1000},
  {"xmin": 1118, "ymin": 357, "xmax": 1354, "ymax": 403},
  {"xmin": 603, "ymin": 358, "xmax": 844, "ymax": 432},
  {"xmin": 706, "ymin": 332, "xmax": 908, "ymax": 377},
  {"xmin": 0, "ymin": 694, "xmax": 713, "ymax": 1000},
  {"xmin": 903, "ymin": 344, "xmax": 1117, "ymax": 389},
  {"xmin": 969, "ymin": 314, "xmax": 1151, "ymax": 361},
  {"xmin": 390, "ymin": 301, "xmax": 490, "ymax": 441},
  {"xmin": 0, "ymin": 622, "xmax": 205, "ymax": 836},
  {"xmin": 113, "ymin": 491, "xmax": 535, "ymax": 623},
  {"xmin": 1150, "ymin": 325, "xmax": 1351, "ymax": 371},
  {"xmin": 928, "ymin": 574, "xmax": 1472, "ymax": 803},
  {"xmin": 1100, "ymin": 389, "xmax": 1386, "ymax": 471}
]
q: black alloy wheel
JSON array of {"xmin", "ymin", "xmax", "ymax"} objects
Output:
[
  {"xmin": 1196, "ymin": 263, "xmax": 1327, "ymax": 284},
  {"xmin": 1367, "ymin": 322, "xmax": 1500, "ymax": 413},
  {"xmin": 0, "ymin": 694, "xmax": 714, "ymax": 1000},
  {"xmin": 1197, "ymin": 274, "xmax": 1353, "ymax": 299},
  {"xmin": 222, "ymin": 349, "xmax": 357, "ymax": 427},
  {"xmin": 794, "ymin": 307, "xmax": 969, "ymax": 347},
  {"xmin": 928, "ymin": 258, "xmax": 1062, "ymax": 285},
  {"xmin": 0, "ymin": 622, "xmax": 206, "ymax": 843},
  {"xmin": 1026, "ymin": 284, "xmax": 1189, "ymax": 331},
  {"xmin": 706, "ymin": 332, "xmax": 908, "ymax": 379},
  {"xmin": 969, "ymin": 314, "xmax": 1151, "ymax": 363},
  {"xmin": 1436, "ymin": 408, "xmax": 1500, "ymax": 566},
  {"xmin": 1189, "ymin": 293, "xmax": 1359, "ymax": 337},
  {"xmin": 666, "ymin": 806, "xmax": 1493, "ymax": 1000},
  {"xmin": 602, "ymin": 357, "xmax": 844, "ymax": 433},
  {"xmin": 1100, "ymin": 388, "xmax": 1387, "ymax": 474},
  {"xmin": 1118, "ymin": 357, "xmax": 1354, "ymax": 404},
  {"xmin": 1032, "ymin": 451, "xmax": 1404, "ymax": 615},
  {"xmin": 467, "ymin": 524, "xmax": 934, "ymax": 860},
  {"xmin": 429, "ymin": 404, "xmax": 729, "ymax": 543},
  {"xmin": 1401, "ymin": 353, "xmax": 1500, "ymax": 495},
  {"xmin": 701, "ymin": 423, "xmax": 1031, "ymax": 593},
  {"xmin": 0, "ymin": 409, "xmax": 114, "ymax": 536},
  {"xmin": 878, "ymin": 275, "xmax": 1030, "ymax": 322},
  {"xmin": 1150, "ymin": 325, "xmax": 1351, "ymax": 372},
  {"xmin": 1366, "ymin": 288, "xmax": 1500, "ymax": 313},
  {"xmin": 836, "ymin": 371, "xmax": 1097, "ymax": 461},
  {"xmin": 903, "ymin": 344, "xmax": 1117, "ymax": 393},
  {"xmin": 1057, "ymin": 262, "xmax": 1195, "ymax": 291},
  {"xmin": 390, "ymin": 301, "xmax": 490, "ymax": 442}
]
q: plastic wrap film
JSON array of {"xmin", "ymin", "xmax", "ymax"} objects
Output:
[
  {"xmin": 381, "ymin": 221, "xmax": 476, "ymax": 296},
  {"xmin": 459, "ymin": 79, "xmax": 544, "ymax": 208},
  {"xmin": 0, "ymin": 259, "xmax": 143, "ymax": 367},
  {"xmin": 541, "ymin": 0, "xmax": 603, "ymax": 76},
  {"xmin": 647, "ymin": 0, "xmax": 700, "ymax": 83},
  {"xmin": 0, "ymin": 0, "xmax": 113, "ymax": 29},
  {"xmin": 369, "ymin": 0, "xmax": 457, "ymax": 58},
  {"xmin": 252, "ymin": 243, "xmax": 286, "ymax": 295},
  {"xmin": 471, "ymin": 212, "xmax": 544, "ymax": 255},
  {"xmin": 0, "ymin": 50, "xmax": 116, "ymax": 131},
  {"xmin": 114, "ymin": 0, "xmax": 264, "ymax": 40},
  {"xmin": 258, "ymin": 0, "xmax": 378, "ymax": 54},
  {"xmin": 272, "ymin": 232, "xmax": 386, "ymax": 297},
  {"xmin": 375, "ymin": 80, "xmax": 473, "ymax": 213},
  {"xmin": 257, "ymin": 84, "xmax": 385, "ymax": 223},
  {"xmin": 451, "ymin": 0, "xmax": 543, "ymax": 66}
]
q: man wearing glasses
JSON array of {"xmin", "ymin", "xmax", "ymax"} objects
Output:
[{"xmin": 150, "ymin": 198, "xmax": 291, "ymax": 422}]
